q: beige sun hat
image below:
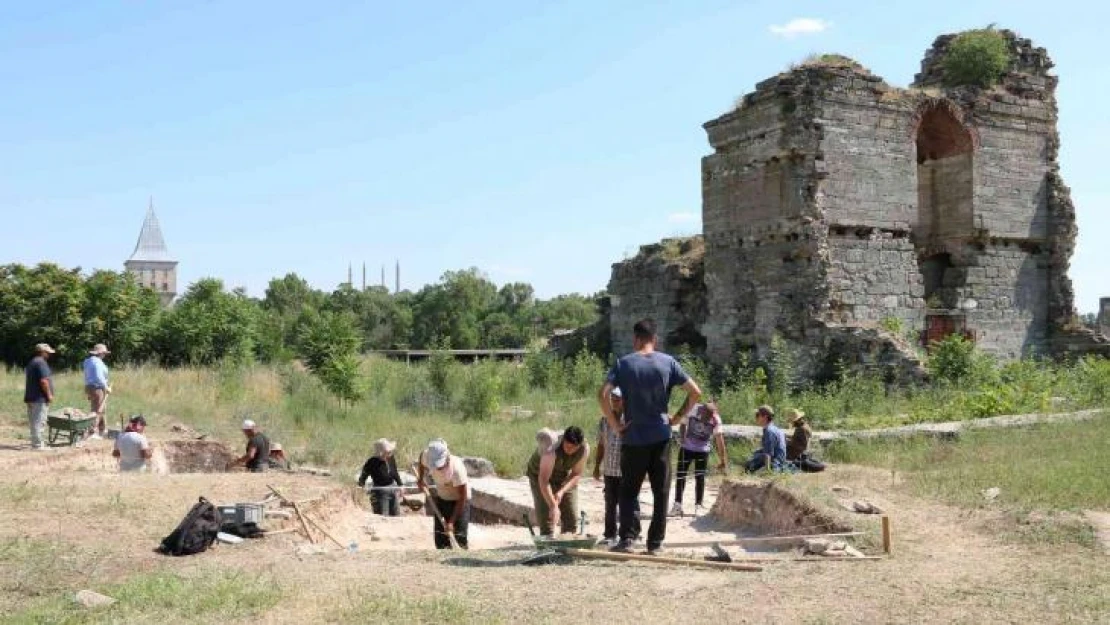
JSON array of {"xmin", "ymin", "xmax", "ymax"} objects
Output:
[
  {"xmin": 374, "ymin": 438, "xmax": 396, "ymax": 456},
  {"xmin": 786, "ymin": 408, "xmax": 806, "ymax": 425},
  {"xmin": 88, "ymin": 343, "xmax": 110, "ymax": 356},
  {"xmin": 34, "ymin": 343, "xmax": 56, "ymax": 354}
]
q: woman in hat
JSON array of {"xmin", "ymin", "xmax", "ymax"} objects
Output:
[
  {"xmin": 786, "ymin": 409, "xmax": 825, "ymax": 472},
  {"xmin": 358, "ymin": 438, "xmax": 404, "ymax": 516}
]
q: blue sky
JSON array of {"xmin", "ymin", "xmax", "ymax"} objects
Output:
[{"xmin": 1, "ymin": 1, "xmax": 1107, "ymax": 312}]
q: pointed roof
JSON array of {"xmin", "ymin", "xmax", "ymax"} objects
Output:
[{"xmin": 127, "ymin": 198, "xmax": 175, "ymax": 263}]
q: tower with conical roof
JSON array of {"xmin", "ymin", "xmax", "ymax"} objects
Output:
[{"xmin": 124, "ymin": 198, "xmax": 178, "ymax": 306}]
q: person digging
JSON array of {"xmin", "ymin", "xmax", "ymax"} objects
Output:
[
  {"xmin": 229, "ymin": 419, "xmax": 271, "ymax": 473},
  {"xmin": 527, "ymin": 425, "xmax": 589, "ymax": 538},
  {"xmin": 416, "ymin": 439, "xmax": 470, "ymax": 549}
]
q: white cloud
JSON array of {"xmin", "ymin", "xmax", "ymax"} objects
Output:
[
  {"xmin": 667, "ymin": 211, "xmax": 699, "ymax": 224},
  {"xmin": 768, "ymin": 18, "xmax": 830, "ymax": 39}
]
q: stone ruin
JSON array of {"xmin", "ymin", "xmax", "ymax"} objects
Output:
[{"xmin": 607, "ymin": 29, "xmax": 1110, "ymax": 382}]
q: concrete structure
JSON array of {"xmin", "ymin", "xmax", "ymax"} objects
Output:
[
  {"xmin": 1099, "ymin": 298, "xmax": 1110, "ymax": 337},
  {"xmin": 125, "ymin": 200, "xmax": 177, "ymax": 307},
  {"xmin": 608, "ymin": 30, "xmax": 1107, "ymax": 381}
]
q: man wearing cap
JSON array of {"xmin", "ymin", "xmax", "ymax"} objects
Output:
[
  {"xmin": 231, "ymin": 420, "xmax": 271, "ymax": 473},
  {"xmin": 416, "ymin": 439, "xmax": 470, "ymax": 549},
  {"xmin": 359, "ymin": 438, "xmax": 404, "ymax": 516},
  {"xmin": 745, "ymin": 405, "xmax": 787, "ymax": 473},
  {"xmin": 113, "ymin": 415, "xmax": 152, "ymax": 471},
  {"xmin": 593, "ymin": 387, "xmax": 640, "ymax": 546},
  {"xmin": 23, "ymin": 343, "xmax": 56, "ymax": 450},
  {"xmin": 82, "ymin": 343, "xmax": 112, "ymax": 439}
]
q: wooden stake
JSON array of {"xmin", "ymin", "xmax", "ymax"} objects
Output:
[
  {"xmin": 562, "ymin": 548, "xmax": 762, "ymax": 572},
  {"xmin": 267, "ymin": 485, "xmax": 316, "ymax": 545},
  {"xmin": 663, "ymin": 532, "xmax": 866, "ymax": 549},
  {"xmin": 881, "ymin": 515, "xmax": 892, "ymax": 555},
  {"xmin": 300, "ymin": 510, "xmax": 347, "ymax": 550}
]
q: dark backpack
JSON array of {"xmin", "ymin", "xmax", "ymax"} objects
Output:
[{"xmin": 158, "ymin": 497, "xmax": 223, "ymax": 556}]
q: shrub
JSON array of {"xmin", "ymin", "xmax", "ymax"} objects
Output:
[
  {"xmin": 942, "ymin": 28, "xmax": 1012, "ymax": 88},
  {"xmin": 928, "ymin": 334, "xmax": 996, "ymax": 386},
  {"xmin": 459, "ymin": 362, "xmax": 502, "ymax": 421},
  {"xmin": 567, "ymin": 348, "xmax": 606, "ymax": 397}
]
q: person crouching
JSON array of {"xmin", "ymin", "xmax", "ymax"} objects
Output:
[
  {"xmin": 527, "ymin": 426, "xmax": 589, "ymax": 538},
  {"xmin": 113, "ymin": 415, "xmax": 151, "ymax": 471},
  {"xmin": 417, "ymin": 439, "xmax": 470, "ymax": 549}
]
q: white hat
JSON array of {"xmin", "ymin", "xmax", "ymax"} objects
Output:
[
  {"xmin": 34, "ymin": 343, "xmax": 56, "ymax": 354},
  {"xmin": 88, "ymin": 343, "xmax": 110, "ymax": 356},
  {"xmin": 425, "ymin": 439, "xmax": 449, "ymax": 469},
  {"xmin": 610, "ymin": 387, "xmax": 623, "ymax": 398},
  {"xmin": 241, "ymin": 419, "xmax": 256, "ymax": 430},
  {"xmin": 374, "ymin": 438, "xmax": 396, "ymax": 456}
]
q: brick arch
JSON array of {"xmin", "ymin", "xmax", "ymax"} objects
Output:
[{"xmin": 910, "ymin": 100, "xmax": 978, "ymax": 164}]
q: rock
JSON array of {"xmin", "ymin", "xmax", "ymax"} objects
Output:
[
  {"xmin": 462, "ymin": 456, "xmax": 496, "ymax": 478},
  {"xmin": 831, "ymin": 485, "xmax": 853, "ymax": 495},
  {"xmin": 75, "ymin": 590, "xmax": 116, "ymax": 608},
  {"xmin": 852, "ymin": 500, "xmax": 883, "ymax": 514},
  {"xmin": 803, "ymin": 538, "xmax": 830, "ymax": 554},
  {"xmin": 982, "ymin": 487, "xmax": 1001, "ymax": 501}
]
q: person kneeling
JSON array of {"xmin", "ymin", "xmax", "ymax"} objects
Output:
[
  {"xmin": 744, "ymin": 405, "xmax": 786, "ymax": 473},
  {"xmin": 786, "ymin": 409, "xmax": 826, "ymax": 473},
  {"xmin": 114, "ymin": 415, "xmax": 152, "ymax": 472},
  {"xmin": 527, "ymin": 426, "xmax": 589, "ymax": 538},
  {"xmin": 358, "ymin": 438, "xmax": 404, "ymax": 516}
]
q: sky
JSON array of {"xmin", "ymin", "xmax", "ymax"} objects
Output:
[{"xmin": 1, "ymin": 1, "xmax": 1107, "ymax": 312}]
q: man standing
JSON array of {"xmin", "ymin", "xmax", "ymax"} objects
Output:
[
  {"xmin": 24, "ymin": 343, "xmax": 55, "ymax": 450},
  {"xmin": 527, "ymin": 425, "xmax": 589, "ymax": 538},
  {"xmin": 113, "ymin": 415, "xmax": 152, "ymax": 471},
  {"xmin": 599, "ymin": 319, "xmax": 701, "ymax": 555},
  {"xmin": 417, "ymin": 439, "xmax": 470, "ymax": 549},
  {"xmin": 593, "ymin": 387, "xmax": 640, "ymax": 546},
  {"xmin": 231, "ymin": 419, "xmax": 271, "ymax": 473},
  {"xmin": 744, "ymin": 405, "xmax": 787, "ymax": 473},
  {"xmin": 82, "ymin": 343, "xmax": 112, "ymax": 439}
]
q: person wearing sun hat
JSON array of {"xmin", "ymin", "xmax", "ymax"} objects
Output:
[
  {"xmin": 82, "ymin": 343, "xmax": 112, "ymax": 439},
  {"xmin": 786, "ymin": 408, "xmax": 826, "ymax": 472},
  {"xmin": 230, "ymin": 419, "xmax": 271, "ymax": 472},
  {"xmin": 417, "ymin": 439, "xmax": 470, "ymax": 549},
  {"xmin": 24, "ymin": 343, "xmax": 56, "ymax": 450},
  {"xmin": 358, "ymin": 438, "xmax": 404, "ymax": 516}
]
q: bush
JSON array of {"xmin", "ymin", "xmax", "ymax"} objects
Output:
[
  {"xmin": 459, "ymin": 362, "xmax": 502, "ymax": 420},
  {"xmin": 942, "ymin": 28, "xmax": 1012, "ymax": 88},
  {"xmin": 928, "ymin": 334, "xmax": 996, "ymax": 386}
]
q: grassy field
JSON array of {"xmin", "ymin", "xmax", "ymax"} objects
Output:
[{"xmin": 3, "ymin": 352, "xmax": 1109, "ymax": 478}]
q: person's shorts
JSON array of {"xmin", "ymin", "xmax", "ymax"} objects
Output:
[{"xmin": 85, "ymin": 386, "xmax": 107, "ymax": 414}]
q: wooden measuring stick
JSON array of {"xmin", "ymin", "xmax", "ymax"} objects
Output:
[
  {"xmin": 663, "ymin": 532, "xmax": 866, "ymax": 549},
  {"xmin": 299, "ymin": 509, "xmax": 346, "ymax": 550},
  {"xmin": 881, "ymin": 515, "xmax": 892, "ymax": 555},
  {"xmin": 562, "ymin": 548, "xmax": 762, "ymax": 572},
  {"xmin": 267, "ymin": 485, "xmax": 316, "ymax": 545}
]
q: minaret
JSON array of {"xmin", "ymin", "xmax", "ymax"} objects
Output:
[
  {"xmin": 395, "ymin": 260, "xmax": 400, "ymax": 294},
  {"xmin": 124, "ymin": 198, "xmax": 177, "ymax": 307},
  {"xmin": 362, "ymin": 263, "xmax": 367, "ymax": 291},
  {"xmin": 347, "ymin": 263, "xmax": 353, "ymax": 287}
]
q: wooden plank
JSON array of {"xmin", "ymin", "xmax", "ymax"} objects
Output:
[
  {"xmin": 663, "ymin": 532, "xmax": 866, "ymax": 549},
  {"xmin": 562, "ymin": 548, "xmax": 762, "ymax": 572},
  {"xmin": 881, "ymin": 515, "xmax": 892, "ymax": 555}
]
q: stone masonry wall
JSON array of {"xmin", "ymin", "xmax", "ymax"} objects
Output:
[
  {"xmin": 825, "ymin": 230, "xmax": 924, "ymax": 327},
  {"xmin": 608, "ymin": 237, "xmax": 706, "ymax": 357}
]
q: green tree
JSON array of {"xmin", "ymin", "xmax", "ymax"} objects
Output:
[
  {"xmin": 0, "ymin": 263, "xmax": 89, "ymax": 367},
  {"xmin": 410, "ymin": 269, "xmax": 497, "ymax": 348},
  {"xmin": 294, "ymin": 310, "xmax": 364, "ymax": 402},
  {"xmin": 151, "ymin": 278, "xmax": 260, "ymax": 366},
  {"xmin": 81, "ymin": 270, "xmax": 161, "ymax": 364},
  {"xmin": 942, "ymin": 28, "xmax": 1012, "ymax": 88}
]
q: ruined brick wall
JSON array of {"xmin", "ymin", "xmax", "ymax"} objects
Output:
[
  {"xmin": 607, "ymin": 237, "xmax": 706, "ymax": 357},
  {"xmin": 1100, "ymin": 299, "xmax": 1110, "ymax": 337}
]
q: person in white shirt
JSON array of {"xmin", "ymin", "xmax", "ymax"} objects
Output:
[
  {"xmin": 416, "ymin": 439, "xmax": 470, "ymax": 549},
  {"xmin": 113, "ymin": 415, "xmax": 152, "ymax": 472}
]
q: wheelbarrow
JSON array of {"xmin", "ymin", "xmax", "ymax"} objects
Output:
[{"xmin": 47, "ymin": 414, "xmax": 96, "ymax": 446}]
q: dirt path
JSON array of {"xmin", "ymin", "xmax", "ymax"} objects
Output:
[{"xmin": 0, "ymin": 425, "xmax": 1106, "ymax": 624}]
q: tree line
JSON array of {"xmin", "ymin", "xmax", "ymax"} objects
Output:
[{"xmin": 0, "ymin": 263, "xmax": 601, "ymax": 370}]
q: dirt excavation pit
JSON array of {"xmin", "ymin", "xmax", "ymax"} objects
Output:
[
  {"xmin": 151, "ymin": 440, "xmax": 237, "ymax": 474},
  {"xmin": 709, "ymin": 480, "xmax": 851, "ymax": 538}
]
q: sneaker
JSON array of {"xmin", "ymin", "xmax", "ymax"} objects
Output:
[
  {"xmin": 609, "ymin": 539, "xmax": 634, "ymax": 553},
  {"xmin": 645, "ymin": 545, "xmax": 663, "ymax": 556},
  {"xmin": 669, "ymin": 502, "xmax": 683, "ymax": 517},
  {"xmin": 694, "ymin": 504, "xmax": 706, "ymax": 517}
]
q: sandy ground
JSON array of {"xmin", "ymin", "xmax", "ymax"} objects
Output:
[{"xmin": 1, "ymin": 422, "xmax": 1107, "ymax": 624}]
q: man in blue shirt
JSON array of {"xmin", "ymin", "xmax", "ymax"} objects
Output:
[
  {"xmin": 82, "ymin": 343, "xmax": 112, "ymax": 439},
  {"xmin": 599, "ymin": 319, "xmax": 701, "ymax": 555},
  {"xmin": 24, "ymin": 343, "xmax": 55, "ymax": 450},
  {"xmin": 744, "ymin": 405, "xmax": 787, "ymax": 472}
]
